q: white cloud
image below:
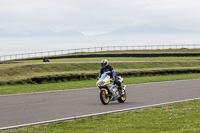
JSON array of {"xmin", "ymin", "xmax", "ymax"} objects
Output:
[{"xmin": 0, "ymin": 0, "xmax": 200, "ymax": 35}]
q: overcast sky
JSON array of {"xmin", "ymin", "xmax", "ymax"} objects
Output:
[{"xmin": 0, "ymin": 0, "xmax": 200, "ymax": 35}]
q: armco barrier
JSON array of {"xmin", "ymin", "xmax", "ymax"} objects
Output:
[
  {"xmin": 25, "ymin": 53, "xmax": 200, "ymax": 60},
  {"xmin": 0, "ymin": 44, "xmax": 200, "ymax": 61}
]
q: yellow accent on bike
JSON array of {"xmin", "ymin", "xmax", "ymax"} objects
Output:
[
  {"xmin": 106, "ymin": 79, "xmax": 110, "ymax": 84},
  {"xmin": 121, "ymin": 95, "xmax": 126, "ymax": 101},
  {"xmin": 101, "ymin": 88, "xmax": 109, "ymax": 104},
  {"xmin": 101, "ymin": 88, "xmax": 108, "ymax": 94},
  {"xmin": 96, "ymin": 82, "xmax": 98, "ymax": 87}
]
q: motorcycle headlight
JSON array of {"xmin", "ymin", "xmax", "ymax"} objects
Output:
[{"xmin": 98, "ymin": 81, "xmax": 106, "ymax": 86}]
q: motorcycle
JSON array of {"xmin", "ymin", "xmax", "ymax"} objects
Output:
[{"xmin": 96, "ymin": 72, "xmax": 127, "ymax": 105}]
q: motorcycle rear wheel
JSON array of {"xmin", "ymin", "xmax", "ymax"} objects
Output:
[
  {"xmin": 118, "ymin": 90, "xmax": 126, "ymax": 103},
  {"xmin": 100, "ymin": 89, "xmax": 110, "ymax": 105}
]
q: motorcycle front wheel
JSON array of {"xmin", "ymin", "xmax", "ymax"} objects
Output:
[
  {"xmin": 118, "ymin": 89, "xmax": 126, "ymax": 103},
  {"xmin": 100, "ymin": 89, "xmax": 110, "ymax": 105}
]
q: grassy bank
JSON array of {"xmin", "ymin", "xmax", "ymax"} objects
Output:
[
  {"xmin": 1, "ymin": 73, "xmax": 200, "ymax": 95},
  {"xmin": 1, "ymin": 60, "xmax": 200, "ymax": 83},
  {"xmin": 3, "ymin": 99, "xmax": 200, "ymax": 133}
]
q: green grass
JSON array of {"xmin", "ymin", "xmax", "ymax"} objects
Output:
[
  {"xmin": 1, "ymin": 60, "xmax": 200, "ymax": 80},
  {"xmin": 3, "ymin": 99, "xmax": 200, "ymax": 133},
  {"xmin": 2, "ymin": 57, "xmax": 200, "ymax": 77},
  {"xmin": 1, "ymin": 73, "xmax": 200, "ymax": 95}
]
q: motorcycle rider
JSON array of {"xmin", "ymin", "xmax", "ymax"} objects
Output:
[{"xmin": 98, "ymin": 59, "xmax": 122, "ymax": 91}]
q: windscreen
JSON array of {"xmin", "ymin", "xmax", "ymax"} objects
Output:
[{"xmin": 100, "ymin": 73, "xmax": 108, "ymax": 79}]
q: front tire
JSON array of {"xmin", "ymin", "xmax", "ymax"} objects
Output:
[
  {"xmin": 100, "ymin": 89, "xmax": 110, "ymax": 105},
  {"xmin": 118, "ymin": 90, "xmax": 126, "ymax": 103}
]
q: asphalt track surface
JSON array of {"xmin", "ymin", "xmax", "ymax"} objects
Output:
[{"xmin": 0, "ymin": 79, "xmax": 200, "ymax": 130}]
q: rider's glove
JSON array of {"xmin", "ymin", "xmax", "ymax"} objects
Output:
[{"xmin": 110, "ymin": 78, "xmax": 115, "ymax": 82}]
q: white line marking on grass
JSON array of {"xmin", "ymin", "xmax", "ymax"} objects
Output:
[{"xmin": 1, "ymin": 97, "xmax": 200, "ymax": 130}]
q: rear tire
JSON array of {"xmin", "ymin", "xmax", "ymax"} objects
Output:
[
  {"xmin": 100, "ymin": 89, "xmax": 110, "ymax": 105},
  {"xmin": 118, "ymin": 90, "xmax": 126, "ymax": 103}
]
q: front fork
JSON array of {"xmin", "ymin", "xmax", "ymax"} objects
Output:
[
  {"xmin": 121, "ymin": 85, "xmax": 126, "ymax": 95},
  {"xmin": 118, "ymin": 85, "xmax": 126, "ymax": 95}
]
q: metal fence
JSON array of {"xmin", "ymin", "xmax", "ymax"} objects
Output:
[{"xmin": 0, "ymin": 44, "xmax": 200, "ymax": 61}]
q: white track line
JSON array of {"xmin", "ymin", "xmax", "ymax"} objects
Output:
[{"xmin": 1, "ymin": 97, "xmax": 200, "ymax": 130}]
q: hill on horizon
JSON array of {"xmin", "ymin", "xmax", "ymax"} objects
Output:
[{"xmin": 106, "ymin": 25, "xmax": 200, "ymax": 35}]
